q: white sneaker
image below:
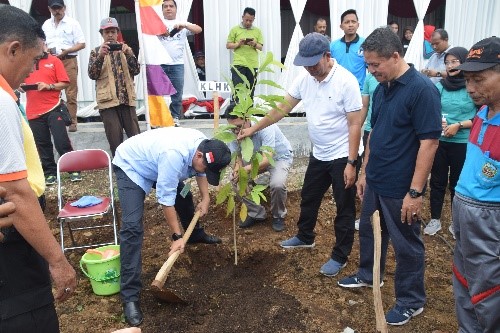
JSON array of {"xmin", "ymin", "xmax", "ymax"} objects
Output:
[
  {"xmin": 448, "ymin": 224, "xmax": 455, "ymax": 239},
  {"xmin": 355, "ymin": 219, "xmax": 360, "ymax": 231},
  {"xmin": 173, "ymin": 117, "xmax": 180, "ymax": 127},
  {"xmin": 424, "ymin": 219, "xmax": 441, "ymax": 235}
]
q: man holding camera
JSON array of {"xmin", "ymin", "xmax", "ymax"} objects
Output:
[
  {"xmin": 42, "ymin": 0, "xmax": 85, "ymax": 132},
  {"xmin": 88, "ymin": 17, "xmax": 141, "ymax": 157},
  {"xmin": 226, "ymin": 7, "xmax": 263, "ymax": 100}
]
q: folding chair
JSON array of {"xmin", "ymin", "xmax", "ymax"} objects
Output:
[{"xmin": 56, "ymin": 149, "xmax": 118, "ymax": 252}]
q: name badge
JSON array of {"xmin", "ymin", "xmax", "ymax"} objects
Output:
[{"xmin": 180, "ymin": 182, "xmax": 191, "ymax": 198}]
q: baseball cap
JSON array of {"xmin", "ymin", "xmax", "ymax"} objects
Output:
[
  {"xmin": 48, "ymin": 0, "xmax": 65, "ymax": 7},
  {"xmin": 100, "ymin": 17, "xmax": 120, "ymax": 32},
  {"xmin": 453, "ymin": 36, "xmax": 500, "ymax": 72},
  {"xmin": 198, "ymin": 139, "xmax": 231, "ymax": 186},
  {"xmin": 194, "ymin": 51, "xmax": 205, "ymax": 59},
  {"xmin": 294, "ymin": 33, "xmax": 330, "ymax": 66}
]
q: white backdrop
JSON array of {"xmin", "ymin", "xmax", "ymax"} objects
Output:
[
  {"xmin": 404, "ymin": 0, "xmax": 431, "ymax": 70},
  {"xmin": 9, "ymin": 0, "xmax": 500, "ymax": 116}
]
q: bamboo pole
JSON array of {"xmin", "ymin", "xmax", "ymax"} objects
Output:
[
  {"xmin": 372, "ymin": 210, "xmax": 388, "ymax": 333},
  {"xmin": 213, "ymin": 91, "xmax": 219, "ymax": 130}
]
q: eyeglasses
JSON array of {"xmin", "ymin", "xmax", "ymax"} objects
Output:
[{"xmin": 445, "ymin": 59, "xmax": 461, "ymax": 66}]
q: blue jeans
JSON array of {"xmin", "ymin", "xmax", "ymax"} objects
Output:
[
  {"xmin": 160, "ymin": 64, "xmax": 184, "ymax": 119},
  {"xmin": 357, "ymin": 183, "xmax": 426, "ymax": 309}
]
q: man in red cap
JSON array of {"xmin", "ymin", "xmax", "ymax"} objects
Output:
[
  {"xmin": 88, "ymin": 17, "xmax": 141, "ymax": 157},
  {"xmin": 449, "ymin": 36, "xmax": 500, "ymax": 333},
  {"xmin": 42, "ymin": 0, "xmax": 85, "ymax": 132}
]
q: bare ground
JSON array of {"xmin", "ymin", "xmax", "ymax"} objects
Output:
[{"xmin": 46, "ymin": 159, "xmax": 458, "ymax": 333}]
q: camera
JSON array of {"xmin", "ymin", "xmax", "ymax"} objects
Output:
[
  {"xmin": 108, "ymin": 43, "xmax": 122, "ymax": 51},
  {"xmin": 169, "ymin": 28, "xmax": 180, "ymax": 37}
]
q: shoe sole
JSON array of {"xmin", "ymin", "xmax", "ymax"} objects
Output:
[
  {"xmin": 338, "ymin": 280, "xmax": 384, "ymax": 288},
  {"xmin": 320, "ymin": 263, "xmax": 347, "ymax": 277},
  {"xmin": 70, "ymin": 179, "xmax": 82, "ymax": 182},
  {"xmin": 423, "ymin": 227, "xmax": 441, "ymax": 236},
  {"xmin": 386, "ymin": 307, "xmax": 424, "ymax": 326},
  {"xmin": 280, "ymin": 242, "xmax": 315, "ymax": 249}
]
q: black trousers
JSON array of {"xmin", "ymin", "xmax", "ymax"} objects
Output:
[
  {"xmin": 231, "ymin": 65, "xmax": 257, "ymax": 101},
  {"xmin": 296, "ymin": 154, "xmax": 357, "ymax": 264},
  {"xmin": 29, "ymin": 110, "xmax": 73, "ymax": 177},
  {"xmin": 430, "ymin": 141, "xmax": 467, "ymax": 219}
]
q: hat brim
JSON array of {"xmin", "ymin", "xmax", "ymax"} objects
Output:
[
  {"xmin": 205, "ymin": 169, "xmax": 221, "ymax": 186},
  {"xmin": 452, "ymin": 62, "xmax": 498, "ymax": 72},
  {"xmin": 100, "ymin": 25, "xmax": 119, "ymax": 31},
  {"xmin": 49, "ymin": 4, "xmax": 64, "ymax": 8},
  {"xmin": 293, "ymin": 52, "xmax": 324, "ymax": 67}
]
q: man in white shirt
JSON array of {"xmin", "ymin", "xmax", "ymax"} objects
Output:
[
  {"xmin": 238, "ymin": 33, "xmax": 363, "ymax": 278},
  {"xmin": 42, "ymin": 0, "xmax": 85, "ymax": 132},
  {"xmin": 159, "ymin": 0, "xmax": 202, "ymax": 126},
  {"xmin": 421, "ymin": 29, "xmax": 452, "ymax": 84}
]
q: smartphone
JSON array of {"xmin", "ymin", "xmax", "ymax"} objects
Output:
[
  {"xmin": 169, "ymin": 28, "xmax": 180, "ymax": 37},
  {"xmin": 21, "ymin": 84, "xmax": 39, "ymax": 91},
  {"xmin": 48, "ymin": 47, "xmax": 57, "ymax": 55},
  {"xmin": 108, "ymin": 43, "xmax": 122, "ymax": 51},
  {"xmin": 245, "ymin": 38, "xmax": 253, "ymax": 43}
]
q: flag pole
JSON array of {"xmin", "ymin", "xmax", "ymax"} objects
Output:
[{"xmin": 134, "ymin": 0, "xmax": 151, "ymax": 131}]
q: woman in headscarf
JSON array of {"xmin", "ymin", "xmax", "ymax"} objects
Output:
[
  {"xmin": 423, "ymin": 25, "xmax": 435, "ymax": 59},
  {"xmin": 424, "ymin": 47, "xmax": 477, "ymax": 237},
  {"xmin": 401, "ymin": 26, "xmax": 413, "ymax": 56}
]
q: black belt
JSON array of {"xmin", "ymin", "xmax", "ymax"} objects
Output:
[{"xmin": 60, "ymin": 55, "xmax": 77, "ymax": 60}]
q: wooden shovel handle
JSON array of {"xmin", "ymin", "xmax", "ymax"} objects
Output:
[
  {"xmin": 372, "ymin": 210, "xmax": 388, "ymax": 333},
  {"xmin": 151, "ymin": 211, "xmax": 200, "ymax": 289}
]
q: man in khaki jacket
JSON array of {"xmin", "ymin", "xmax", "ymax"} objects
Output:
[{"xmin": 88, "ymin": 17, "xmax": 140, "ymax": 156}]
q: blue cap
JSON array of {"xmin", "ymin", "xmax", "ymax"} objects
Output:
[{"xmin": 294, "ymin": 33, "xmax": 330, "ymax": 66}]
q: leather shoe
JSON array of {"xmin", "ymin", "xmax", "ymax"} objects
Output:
[
  {"xmin": 188, "ymin": 233, "xmax": 222, "ymax": 244},
  {"xmin": 123, "ymin": 301, "xmax": 143, "ymax": 327}
]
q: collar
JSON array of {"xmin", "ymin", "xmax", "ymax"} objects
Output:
[
  {"xmin": 437, "ymin": 45, "xmax": 453, "ymax": 56},
  {"xmin": 478, "ymin": 106, "xmax": 500, "ymax": 125},
  {"xmin": 381, "ymin": 66, "xmax": 415, "ymax": 89},
  {"xmin": 0, "ymin": 75, "xmax": 17, "ymax": 101},
  {"xmin": 239, "ymin": 23, "xmax": 254, "ymax": 30},
  {"xmin": 51, "ymin": 14, "xmax": 68, "ymax": 25},
  {"xmin": 341, "ymin": 34, "xmax": 360, "ymax": 44},
  {"xmin": 314, "ymin": 61, "xmax": 337, "ymax": 84}
]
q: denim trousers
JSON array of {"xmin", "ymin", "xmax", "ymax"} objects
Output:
[
  {"xmin": 116, "ymin": 168, "xmax": 205, "ymax": 302},
  {"xmin": 357, "ymin": 183, "xmax": 426, "ymax": 309},
  {"xmin": 429, "ymin": 141, "xmax": 467, "ymax": 219},
  {"xmin": 296, "ymin": 154, "xmax": 356, "ymax": 264},
  {"xmin": 160, "ymin": 64, "xmax": 184, "ymax": 119},
  {"xmin": 29, "ymin": 110, "xmax": 73, "ymax": 177}
]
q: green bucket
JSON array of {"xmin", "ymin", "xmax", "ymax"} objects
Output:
[{"xmin": 80, "ymin": 245, "xmax": 120, "ymax": 296}]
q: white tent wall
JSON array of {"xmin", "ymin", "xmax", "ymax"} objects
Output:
[
  {"xmin": 8, "ymin": 0, "xmax": 32, "ymax": 13},
  {"xmin": 444, "ymin": 0, "xmax": 500, "ymax": 50},
  {"xmin": 203, "ymin": 0, "xmax": 281, "ymax": 98},
  {"xmin": 404, "ymin": 0, "xmax": 431, "ymax": 70},
  {"xmin": 9, "ymin": 0, "xmax": 499, "ymax": 118}
]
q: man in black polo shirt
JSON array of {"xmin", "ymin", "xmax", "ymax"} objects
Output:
[{"xmin": 338, "ymin": 27, "xmax": 441, "ymax": 327}]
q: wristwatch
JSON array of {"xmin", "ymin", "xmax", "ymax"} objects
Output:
[
  {"xmin": 408, "ymin": 188, "xmax": 423, "ymax": 198},
  {"xmin": 347, "ymin": 159, "xmax": 358, "ymax": 166},
  {"xmin": 172, "ymin": 233, "xmax": 182, "ymax": 241},
  {"xmin": 458, "ymin": 122, "xmax": 463, "ymax": 129},
  {"xmin": 436, "ymin": 71, "xmax": 441, "ymax": 77}
]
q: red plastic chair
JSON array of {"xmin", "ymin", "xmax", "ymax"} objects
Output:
[{"xmin": 57, "ymin": 149, "xmax": 118, "ymax": 252}]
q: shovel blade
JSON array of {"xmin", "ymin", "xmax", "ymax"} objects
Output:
[{"xmin": 151, "ymin": 285, "xmax": 187, "ymax": 304}]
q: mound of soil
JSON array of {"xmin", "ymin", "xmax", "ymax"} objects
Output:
[{"xmin": 46, "ymin": 165, "xmax": 458, "ymax": 333}]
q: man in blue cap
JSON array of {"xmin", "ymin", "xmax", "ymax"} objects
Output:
[{"xmin": 238, "ymin": 32, "xmax": 362, "ymax": 278}]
